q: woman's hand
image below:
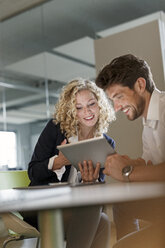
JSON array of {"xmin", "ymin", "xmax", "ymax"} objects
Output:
[
  {"xmin": 52, "ymin": 139, "xmax": 71, "ymax": 170},
  {"xmin": 78, "ymin": 160, "xmax": 100, "ymax": 182}
]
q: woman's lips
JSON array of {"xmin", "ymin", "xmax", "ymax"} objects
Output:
[{"xmin": 84, "ymin": 115, "xmax": 94, "ymax": 120}]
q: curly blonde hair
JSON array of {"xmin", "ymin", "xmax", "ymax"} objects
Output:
[{"xmin": 54, "ymin": 78, "xmax": 115, "ymax": 139}]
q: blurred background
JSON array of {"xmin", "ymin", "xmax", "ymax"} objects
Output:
[{"xmin": 0, "ymin": 0, "xmax": 165, "ymax": 170}]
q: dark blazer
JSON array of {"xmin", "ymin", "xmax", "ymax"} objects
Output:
[{"xmin": 28, "ymin": 119, "xmax": 115, "ymax": 186}]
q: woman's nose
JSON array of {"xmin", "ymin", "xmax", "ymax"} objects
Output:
[{"xmin": 83, "ymin": 106, "xmax": 91, "ymax": 113}]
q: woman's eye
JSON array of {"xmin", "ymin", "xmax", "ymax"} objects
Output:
[
  {"xmin": 88, "ymin": 102, "xmax": 96, "ymax": 107},
  {"xmin": 76, "ymin": 107, "xmax": 82, "ymax": 110}
]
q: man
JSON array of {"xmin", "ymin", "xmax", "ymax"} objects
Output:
[
  {"xmin": 96, "ymin": 53, "xmax": 165, "ymax": 182},
  {"xmin": 95, "ymin": 54, "xmax": 165, "ymax": 247}
]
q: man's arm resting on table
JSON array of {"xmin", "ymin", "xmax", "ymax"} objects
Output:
[
  {"xmin": 103, "ymin": 153, "xmax": 165, "ymax": 182},
  {"xmin": 129, "ymin": 162, "xmax": 165, "ymax": 182}
]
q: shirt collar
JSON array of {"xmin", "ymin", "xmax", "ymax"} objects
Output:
[
  {"xmin": 68, "ymin": 136, "xmax": 78, "ymax": 143},
  {"xmin": 142, "ymin": 88, "xmax": 160, "ymax": 129},
  {"xmin": 146, "ymin": 88, "xmax": 160, "ymax": 121},
  {"xmin": 142, "ymin": 118, "xmax": 158, "ymax": 129}
]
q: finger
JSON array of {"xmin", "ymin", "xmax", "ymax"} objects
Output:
[
  {"xmin": 147, "ymin": 160, "xmax": 153, "ymax": 166},
  {"xmin": 122, "ymin": 155, "xmax": 130, "ymax": 159},
  {"xmin": 87, "ymin": 160, "xmax": 94, "ymax": 174},
  {"xmin": 78, "ymin": 162, "xmax": 83, "ymax": 175},
  {"xmin": 136, "ymin": 157, "xmax": 144, "ymax": 161},
  {"xmin": 82, "ymin": 160, "xmax": 89, "ymax": 180},
  {"xmin": 102, "ymin": 168, "xmax": 107, "ymax": 175},
  {"xmin": 87, "ymin": 160, "xmax": 95, "ymax": 181},
  {"xmin": 135, "ymin": 157, "xmax": 146, "ymax": 166},
  {"xmin": 61, "ymin": 139, "xmax": 67, "ymax": 145},
  {"xmin": 102, "ymin": 166, "xmax": 110, "ymax": 176},
  {"xmin": 93, "ymin": 162, "xmax": 100, "ymax": 180}
]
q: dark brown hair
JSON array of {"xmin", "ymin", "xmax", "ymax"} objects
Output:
[{"xmin": 96, "ymin": 54, "xmax": 155, "ymax": 93}]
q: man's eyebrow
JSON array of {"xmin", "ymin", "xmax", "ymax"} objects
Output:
[{"xmin": 111, "ymin": 93, "xmax": 120, "ymax": 99}]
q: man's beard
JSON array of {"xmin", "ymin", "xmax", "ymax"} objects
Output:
[{"xmin": 128, "ymin": 95, "xmax": 145, "ymax": 121}]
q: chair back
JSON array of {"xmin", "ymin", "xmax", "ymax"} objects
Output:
[
  {"xmin": 0, "ymin": 170, "xmax": 40, "ymax": 248},
  {"xmin": 0, "ymin": 170, "xmax": 30, "ymax": 189}
]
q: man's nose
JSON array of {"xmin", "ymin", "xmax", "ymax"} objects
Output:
[{"xmin": 114, "ymin": 102, "xmax": 122, "ymax": 112}]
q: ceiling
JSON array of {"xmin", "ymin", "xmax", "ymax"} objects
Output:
[
  {"xmin": 0, "ymin": 0, "xmax": 48, "ymax": 21},
  {"xmin": 0, "ymin": 0, "xmax": 165, "ymax": 125}
]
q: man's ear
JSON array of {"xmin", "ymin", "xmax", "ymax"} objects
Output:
[{"xmin": 134, "ymin": 77, "xmax": 146, "ymax": 94}]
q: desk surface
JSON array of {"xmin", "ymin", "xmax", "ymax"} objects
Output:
[{"xmin": 0, "ymin": 182, "xmax": 165, "ymax": 213}]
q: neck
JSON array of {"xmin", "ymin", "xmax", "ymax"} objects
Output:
[
  {"xmin": 143, "ymin": 91, "xmax": 152, "ymax": 119},
  {"xmin": 78, "ymin": 127, "xmax": 95, "ymax": 141}
]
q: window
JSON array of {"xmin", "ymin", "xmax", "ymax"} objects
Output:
[{"xmin": 0, "ymin": 131, "xmax": 17, "ymax": 169}]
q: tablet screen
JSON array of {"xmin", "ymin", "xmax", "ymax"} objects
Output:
[{"xmin": 57, "ymin": 136, "xmax": 115, "ymax": 170}]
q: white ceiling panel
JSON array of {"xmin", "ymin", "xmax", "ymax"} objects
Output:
[
  {"xmin": 0, "ymin": 103, "xmax": 54, "ymax": 124},
  {"xmin": 53, "ymin": 37, "xmax": 95, "ymax": 64},
  {"xmin": 0, "ymin": 0, "xmax": 48, "ymax": 21},
  {"xmin": 5, "ymin": 52, "xmax": 96, "ymax": 83},
  {"xmin": 19, "ymin": 103, "xmax": 54, "ymax": 115},
  {"xmin": 0, "ymin": 113, "xmax": 37, "ymax": 124}
]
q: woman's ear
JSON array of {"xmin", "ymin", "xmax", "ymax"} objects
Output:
[{"xmin": 134, "ymin": 77, "xmax": 146, "ymax": 94}]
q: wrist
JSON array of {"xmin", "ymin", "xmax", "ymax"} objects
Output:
[
  {"xmin": 52, "ymin": 155, "xmax": 63, "ymax": 170},
  {"xmin": 48, "ymin": 155, "xmax": 58, "ymax": 170},
  {"xmin": 122, "ymin": 165, "xmax": 134, "ymax": 182}
]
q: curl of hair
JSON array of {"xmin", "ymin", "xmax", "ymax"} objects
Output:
[{"xmin": 54, "ymin": 78, "xmax": 116, "ymax": 139}]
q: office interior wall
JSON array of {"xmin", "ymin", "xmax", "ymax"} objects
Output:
[{"xmin": 94, "ymin": 18, "xmax": 165, "ymax": 158}]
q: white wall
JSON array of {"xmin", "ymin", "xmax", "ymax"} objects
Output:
[{"xmin": 94, "ymin": 12, "xmax": 165, "ymax": 158}]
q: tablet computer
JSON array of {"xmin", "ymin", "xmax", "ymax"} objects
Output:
[{"xmin": 57, "ymin": 135, "xmax": 115, "ymax": 170}]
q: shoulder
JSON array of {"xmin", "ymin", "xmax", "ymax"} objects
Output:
[
  {"xmin": 153, "ymin": 89, "xmax": 165, "ymax": 106},
  {"xmin": 43, "ymin": 119, "xmax": 61, "ymax": 134},
  {"xmin": 103, "ymin": 133, "xmax": 115, "ymax": 149},
  {"xmin": 40, "ymin": 119, "xmax": 65, "ymax": 142}
]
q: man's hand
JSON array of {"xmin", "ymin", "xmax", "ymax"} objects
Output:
[{"xmin": 103, "ymin": 153, "xmax": 147, "ymax": 181}]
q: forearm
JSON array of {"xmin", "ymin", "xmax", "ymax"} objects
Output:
[
  {"xmin": 130, "ymin": 163, "xmax": 165, "ymax": 182},
  {"xmin": 28, "ymin": 160, "xmax": 59, "ymax": 185},
  {"xmin": 52, "ymin": 153, "xmax": 71, "ymax": 170},
  {"xmin": 104, "ymin": 154, "xmax": 165, "ymax": 182}
]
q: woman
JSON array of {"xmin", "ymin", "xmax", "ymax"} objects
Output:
[{"xmin": 27, "ymin": 78, "xmax": 115, "ymax": 248}]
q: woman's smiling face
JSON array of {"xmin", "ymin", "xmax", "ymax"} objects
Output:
[{"xmin": 76, "ymin": 89, "xmax": 100, "ymax": 128}]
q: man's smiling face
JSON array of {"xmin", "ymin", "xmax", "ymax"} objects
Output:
[{"xmin": 106, "ymin": 82, "xmax": 145, "ymax": 121}]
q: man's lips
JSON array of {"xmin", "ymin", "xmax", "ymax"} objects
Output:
[{"xmin": 122, "ymin": 107, "xmax": 130, "ymax": 114}]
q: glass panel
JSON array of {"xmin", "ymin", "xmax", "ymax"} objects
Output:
[
  {"xmin": 0, "ymin": 1, "xmax": 94, "ymax": 170},
  {"xmin": 0, "ymin": 131, "xmax": 17, "ymax": 170},
  {"xmin": 0, "ymin": 5, "xmax": 56, "ymax": 170}
]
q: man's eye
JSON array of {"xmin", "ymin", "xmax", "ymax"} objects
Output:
[{"xmin": 116, "ymin": 95, "xmax": 123, "ymax": 99}]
